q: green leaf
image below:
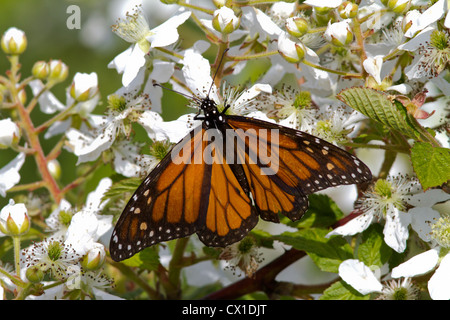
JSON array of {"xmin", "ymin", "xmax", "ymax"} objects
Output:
[
  {"xmin": 411, "ymin": 142, "xmax": 450, "ymax": 190},
  {"xmin": 357, "ymin": 224, "xmax": 392, "ymax": 268},
  {"xmin": 274, "ymin": 228, "xmax": 353, "ymax": 273},
  {"xmin": 102, "ymin": 177, "xmax": 141, "ymax": 199},
  {"xmin": 337, "ymin": 87, "xmax": 425, "ymax": 140},
  {"xmin": 320, "ymin": 280, "xmax": 369, "ymax": 300},
  {"xmin": 121, "ymin": 247, "xmax": 160, "ymax": 271},
  {"xmin": 288, "ymin": 194, "xmax": 345, "ymax": 229}
]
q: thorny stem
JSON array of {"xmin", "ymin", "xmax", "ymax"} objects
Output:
[{"xmin": 6, "ymin": 55, "xmax": 63, "ymax": 204}]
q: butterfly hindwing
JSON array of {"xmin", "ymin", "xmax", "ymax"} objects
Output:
[
  {"xmin": 197, "ymin": 128, "xmax": 258, "ymax": 247},
  {"xmin": 226, "ymin": 115, "xmax": 372, "ymax": 223}
]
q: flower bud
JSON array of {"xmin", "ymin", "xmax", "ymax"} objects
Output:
[
  {"xmin": 324, "ymin": 19, "xmax": 353, "ymax": 47},
  {"xmin": 401, "ymin": 10, "xmax": 420, "ymax": 34},
  {"xmin": 285, "ymin": 17, "xmax": 308, "ymax": 37},
  {"xmin": 212, "ymin": 6, "xmax": 240, "ymax": 34},
  {"xmin": 0, "ymin": 200, "xmax": 30, "ymax": 236},
  {"xmin": 387, "ymin": 0, "xmax": 411, "ymax": 14},
  {"xmin": 69, "ymin": 72, "xmax": 98, "ymax": 102},
  {"xmin": 338, "ymin": 2, "xmax": 358, "ymax": 19},
  {"xmin": 48, "ymin": 60, "xmax": 69, "ymax": 84},
  {"xmin": 81, "ymin": 244, "xmax": 106, "ymax": 270},
  {"xmin": 0, "ymin": 118, "xmax": 20, "ymax": 149},
  {"xmin": 1, "ymin": 27, "xmax": 27, "ymax": 55},
  {"xmin": 32, "ymin": 61, "xmax": 50, "ymax": 80},
  {"xmin": 26, "ymin": 265, "xmax": 45, "ymax": 283},
  {"xmin": 47, "ymin": 159, "xmax": 61, "ymax": 180},
  {"xmin": 278, "ymin": 32, "xmax": 306, "ymax": 63}
]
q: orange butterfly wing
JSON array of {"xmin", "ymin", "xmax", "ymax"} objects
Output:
[
  {"xmin": 226, "ymin": 115, "xmax": 372, "ymax": 223},
  {"xmin": 110, "ymin": 127, "xmax": 211, "ymax": 261},
  {"xmin": 110, "ymin": 125, "xmax": 258, "ymax": 261},
  {"xmin": 196, "ymin": 128, "xmax": 258, "ymax": 247}
]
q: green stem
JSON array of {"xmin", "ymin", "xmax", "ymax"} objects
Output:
[
  {"xmin": 166, "ymin": 237, "xmax": 189, "ymax": 299},
  {"xmin": 107, "ymin": 257, "xmax": 161, "ymax": 299},
  {"xmin": 34, "ymin": 100, "xmax": 78, "ymax": 134},
  {"xmin": 13, "ymin": 236, "xmax": 21, "ymax": 277},
  {"xmin": 344, "ymin": 142, "xmax": 410, "ymax": 153},
  {"xmin": 228, "ymin": 50, "xmax": 278, "ymax": 61},
  {"xmin": 178, "ymin": 0, "xmax": 214, "ymax": 15},
  {"xmin": 302, "ymin": 59, "xmax": 362, "ymax": 78},
  {"xmin": 155, "ymin": 47, "xmax": 184, "ymax": 60}
]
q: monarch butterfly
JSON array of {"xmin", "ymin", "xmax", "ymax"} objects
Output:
[{"xmin": 109, "ymin": 86, "xmax": 372, "ymax": 262}]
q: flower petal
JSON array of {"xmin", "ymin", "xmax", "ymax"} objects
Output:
[
  {"xmin": 0, "ymin": 153, "xmax": 25, "ymax": 197},
  {"xmin": 428, "ymin": 253, "xmax": 450, "ymax": 300},
  {"xmin": 391, "ymin": 247, "xmax": 440, "ymax": 278},
  {"xmin": 326, "ymin": 212, "xmax": 374, "ymax": 238},
  {"xmin": 383, "ymin": 208, "xmax": 411, "ymax": 253},
  {"xmin": 147, "ymin": 11, "xmax": 191, "ymax": 47},
  {"xmin": 339, "ymin": 259, "xmax": 383, "ymax": 295}
]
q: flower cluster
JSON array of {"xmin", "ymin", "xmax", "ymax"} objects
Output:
[{"xmin": 0, "ymin": 0, "xmax": 448, "ymax": 300}]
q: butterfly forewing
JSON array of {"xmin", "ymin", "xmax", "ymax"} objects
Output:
[{"xmin": 110, "ymin": 127, "xmax": 211, "ymax": 261}]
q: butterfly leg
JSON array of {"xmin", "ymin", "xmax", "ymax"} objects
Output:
[
  {"xmin": 194, "ymin": 112, "xmax": 205, "ymax": 120},
  {"xmin": 221, "ymin": 104, "xmax": 231, "ymax": 115}
]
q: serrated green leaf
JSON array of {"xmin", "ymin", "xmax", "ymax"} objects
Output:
[
  {"xmin": 358, "ymin": 224, "xmax": 392, "ymax": 268},
  {"xmin": 121, "ymin": 247, "xmax": 160, "ymax": 271},
  {"xmin": 274, "ymin": 228, "xmax": 353, "ymax": 273},
  {"xmin": 337, "ymin": 87, "xmax": 426, "ymax": 141},
  {"xmin": 411, "ymin": 142, "xmax": 450, "ymax": 190},
  {"xmin": 102, "ymin": 177, "xmax": 142, "ymax": 201},
  {"xmin": 320, "ymin": 280, "xmax": 369, "ymax": 300},
  {"xmin": 288, "ymin": 194, "xmax": 345, "ymax": 229}
]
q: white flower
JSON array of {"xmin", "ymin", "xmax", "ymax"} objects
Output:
[
  {"xmin": 324, "ymin": 19, "xmax": 353, "ymax": 47},
  {"xmin": 277, "ymin": 32, "xmax": 306, "ymax": 63},
  {"xmin": 392, "ymin": 234, "xmax": 450, "ymax": 300},
  {"xmin": 219, "ymin": 238, "xmax": 262, "ymax": 278},
  {"xmin": 327, "ymin": 176, "xmax": 450, "ymax": 253},
  {"xmin": 0, "ymin": 152, "xmax": 25, "ymax": 197},
  {"xmin": 21, "ymin": 238, "xmax": 81, "ymax": 280},
  {"xmin": 69, "ymin": 72, "xmax": 98, "ymax": 102},
  {"xmin": 109, "ymin": 7, "xmax": 190, "ymax": 86},
  {"xmin": 0, "ymin": 118, "xmax": 20, "ymax": 148},
  {"xmin": 64, "ymin": 178, "xmax": 113, "ymax": 255},
  {"xmin": 112, "ymin": 139, "xmax": 157, "ymax": 177},
  {"xmin": 1, "ymin": 27, "xmax": 27, "ymax": 54},
  {"xmin": 304, "ymin": 0, "xmax": 343, "ymax": 8},
  {"xmin": 266, "ymin": 86, "xmax": 317, "ymax": 132},
  {"xmin": 114, "ymin": 59, "xmax": 175, "ymax": 113},
  {"xmin": 65, "ymin": 95, "xmax": 149, "ymax": 164},
  {"xmin": 404, "ymin": 0, "xmax": 447, "ymax": 38},
  {"xmin": 212, "ymin": 6, "xmax": 240, "ymax": 34},
  {"xmin": 313, "ymin": 105, "xmax": 364, "ymax": 145},
  {"xmin": 377, "ymin": 278, "xmax": 419, "ymax": 300},
  {"xmin": 338, "ymin": 259, "xmax": 383, "ymax": 295},
  {"xmin": 182, "ymin": 50, "xmax": 219, "ymax": 100},
  {"xmin": 0, "ymin": 199, "xmax": 29, "ymax": 236},
  {"xmin": 363, "ymin": 55, "xmax": 384, "ymax": 84},
  {"xmin": 45, "ymin": 199, "xmax": 73, "ymax": 237},
  {"xmin": 405, "ymin": 29, "xmax": 450, "ymax": 79}
]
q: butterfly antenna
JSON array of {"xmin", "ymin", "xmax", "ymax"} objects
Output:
[
  {"xmin": 153, "ymin": 82, "xmax": 202, "ymax": 103},
  {"xmin": 207, "ymin": 48, "xmax": 229, "ymax": 98}
]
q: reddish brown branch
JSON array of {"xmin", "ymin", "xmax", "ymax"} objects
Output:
[{"xmin": 203, "ymin": 249, "xmax": 306, "ymax": 300}]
